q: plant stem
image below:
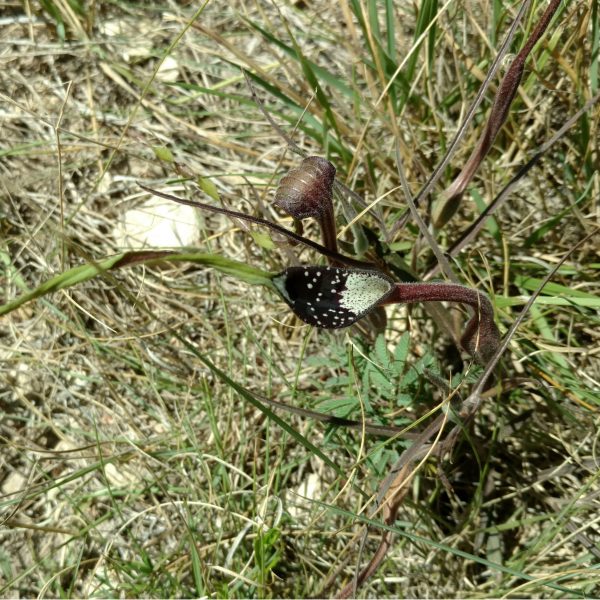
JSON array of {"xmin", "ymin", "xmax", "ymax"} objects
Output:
[
  {"xmin": 319, "ymin": 200, "xmax": 339, "ymax": 263},
  {"xmin": 381, "ymin": 282, "xmax": 500, "ymax": 364}
]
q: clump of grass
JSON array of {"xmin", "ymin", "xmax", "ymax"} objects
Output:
[{"xmin": 1, "ymin": 1, "xmax": 599, "ymax": 598}]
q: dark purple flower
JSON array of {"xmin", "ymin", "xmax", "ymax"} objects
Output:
[{"xmin": 273, "ymin": 266, "xmax": 394, "ymax": 329}]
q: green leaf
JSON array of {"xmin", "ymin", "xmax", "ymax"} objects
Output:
[
  {"xmin": 523, "ymin": 178, "xmax": 593, "ymax": 248},
  {"xmin": 385, "ymin": 0, "xmax": 396, "ymax": 57},
  {"xmin": 242, "ymin": 19, "xmax": 352, "ymax": 161},
  {"xmin": 39, "ymin": 0, "xmax": 66, "ymax": 41},
  {"xmin": 240, "ymin": 69, "xmax": 348, "ymax": 158},
  {"xmin": 250, "ymin": 231, "xmax": 275, "ymax": 250},
  {"xmin": 198, "ymin": 176, "xmax": 220, "ymax": 201},
  {"xmin": 494, "ymin": 295, "xmax": 600, "ymax": 309},
  {"xmin": 316, "ymin": 396, "xmax": 358, "ymax": 418},
  {"xmin": 178, "ymin": 253, "xmax": 275, "ymax": 287},
  {"xmin": 0, "ymin": 254, "xmax": 125, "ymax": 317},
  {"xmin": 189, "ymin": 533, "xmax": 204, "ymax": 597},
  {"xmin": 152, "ymin": 146, "xmax": 174, "ymax": 163},
  {"xmin": 400, "ymin": 352, "xmax": 433, "ymax": 389},
  {"xmin": 352, "ymin": 225, "xmax": 370, "ymax": 257},
  {"xmin": 369, "ymin": 369, "xmax": 394, "ymax": 394},
  {"xmin": 0, "ymin": 252, "xmax": 275, "ymax": 316},
  {"xmin": 471, "ymin": 188, "xmax": 500, "ymax": 240},
  {"xmin": 393, "ymin": 332, "xmax": 410, "ymax": 375},
  {"xmin": 396, "ymin": 392, "xmax": 412, "ymax": 406},
  {"xmin": 374, "ymin": 334, "xmax": 391, "ymax": 371},
  {"xmin": 242, "ymin": 19, "xmax": 354, "ymax": 98},
  {"xmin": 67, "ymin": 0, "xmax": 85, "ymax": 15},
  {"xmin": 361, "ymin": 365, "xmax": 371, "ymax": 398},
  {"xmin": 407, "ymin": 0, "xmax": 439, "ymax": 82},
  {"xmin": 515, "ymin": 276, "xmax": 600, "ymax": 300},
  {"xmin": 254, "ymin": 527, "xmax": 281, "ymax": 575}
]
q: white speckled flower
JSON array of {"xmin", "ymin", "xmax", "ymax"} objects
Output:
[{"xmin": 272, "ymin": 266, "xmax": 394, "ymax": 329}]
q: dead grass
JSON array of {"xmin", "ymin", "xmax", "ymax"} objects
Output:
[{"xmin": 1, "ymin": 0, "xmax": 599, "ymax": 598}]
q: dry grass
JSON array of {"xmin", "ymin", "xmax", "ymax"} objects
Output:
[{"xmin": 1, "ymin": 0, "xmax": 599, "ymax": 598}]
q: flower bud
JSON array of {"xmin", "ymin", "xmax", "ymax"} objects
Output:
[{"xmin": 274, "ymin": 156, "xmax": 336, "ymax": 220}]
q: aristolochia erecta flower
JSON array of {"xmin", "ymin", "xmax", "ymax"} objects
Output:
[
  {"xmin": 273, "ymin": 266, "xmax": 395, "ymax": 328},
  {"xmin": 272, "ymin": 265, "xmax": 500, "ymax": 364}
]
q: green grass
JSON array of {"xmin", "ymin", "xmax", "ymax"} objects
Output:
[{"xmin": 1, "ymin": 0, "xmax": 599, "ymax": 598}]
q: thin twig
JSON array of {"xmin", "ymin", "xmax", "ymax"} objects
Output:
[
  {"xmin": 395, "ymin": 139, "xmax": 457, "ymax": 282},
  {"xmin": 254, "ymin": 394, "xmax": 414, "ymax": 439},
  {"xmin": 138, "ymin": 184, "xmax": 376, "ymax": 269}
]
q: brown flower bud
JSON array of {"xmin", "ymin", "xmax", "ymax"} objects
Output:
[{"xmin": 274, "ymin": 156, "xmax": 336, "ymax": 220}]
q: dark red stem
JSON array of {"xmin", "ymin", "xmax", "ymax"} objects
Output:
[{"xmin": 381, "ymin": 282, "xmax": 500, "ymax": 364}]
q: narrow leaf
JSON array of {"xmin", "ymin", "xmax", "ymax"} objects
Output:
[{"xmin": 1, "ymin": 251, "xmax": 274, "ymax": 317}]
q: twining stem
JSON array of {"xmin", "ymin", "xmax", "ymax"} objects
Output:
[{"xmin": 381, "ymin": 282, "xmax": 500, "ymax": 364}]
